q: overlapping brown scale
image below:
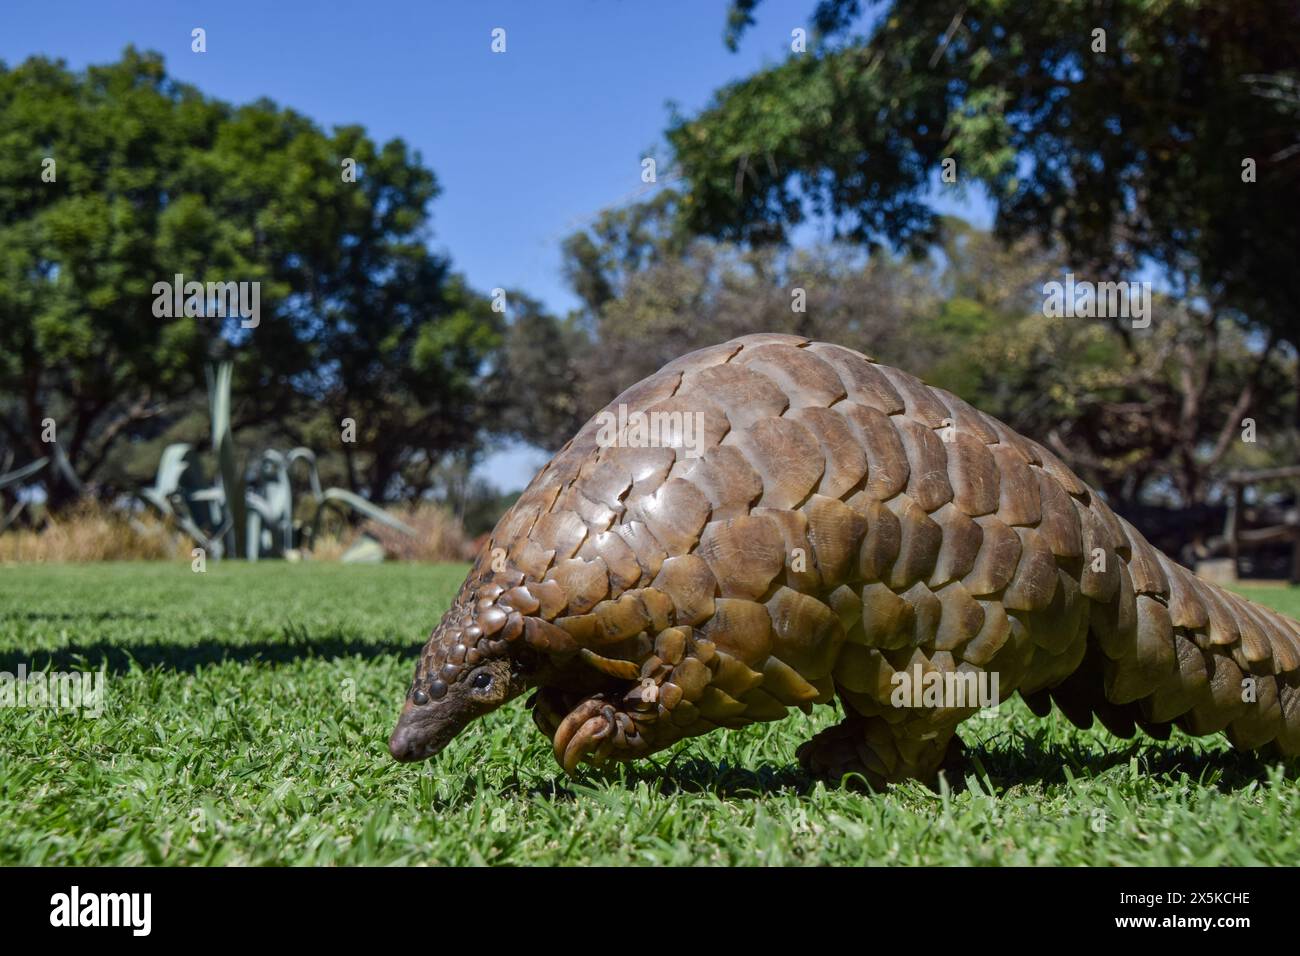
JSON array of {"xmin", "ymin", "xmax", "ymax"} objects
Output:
[
  {"xmin": 1119, "ymin": 519, "xmax": 1170, "ymax": 598},
  {"xmin": 1275, "ymin": 683, "xmax": 1300, "ymax": 754},
  {"xmin": 826, "ymin": 584, "xmax": 863, "ymax": 633},
  {"xmin": 760, "ymin": 654, "xmax": 823, "ymax": 705},
  {"xmin": 737, "ymin": 687, "xmax": 794, "ymax": 722},
  {"xmin": 579, "ymin": 647, "xmax": 642, "ymax": 680},
  {"xmin": 850, "ymin": 496, "xmax": 901, "ymax": 584},
  {"xmin": 930, "ymin": 388, "xmax": 1000, "ymax": 444},
  {"xmin": 523, "ymin": 616, "xmax": 579, "ymax": 654},
  {"xmin": 1104, "ymin": 595, "xmax": 1177, "ymax": 704},
  {"xmin": 786, "ymin": 406, "xmax": 868, "ymax": 499},
  {"xmin": 804, "ymin": 343, "xmax": 905, "ymax": 414},
  {"xmin": 985, "ymin": 415, "xmax": 1042, "ymax": 466},
  {"xmin": 1025, "ymin": 569, "xmax": 1088, "ymax": 656},
  {"xmin": 638, "ymin": 588, "xmax": 675, "ymax": 633},
  {"xmin": 544, "ymin": 557, "xmax": 611, "ymax": 615},
  {"xmin": 530, "ymin": 510, "xmax": 589, "ymax": 561},
  {"xmin": 695, "ymin": 686, "xmax": 751, "ymax": 723},
  {"xmin": 884, "ymin": 494, "xmax": 942, "ymax": 590},
  {"xmin": 752, "ymin": 506, "xmax": 821, "ymax": 593},
  {"xmin": 1246, "ymin": 601, "xmax": 1300, "ymax": 672},
  {"xmin": 933, "ymin": 582, "xmax": 985, "ymax": 652},
  {"xmin": 677, "ymin": 364, "xmax": 789, "ymax": 432},
  {"xmin": 696, "ymin": 514, "xmax": 785, "ymax": 600},
  {"xmin": 580, "ymin": 531, "xmax": 641, "ymax": 594},
  {"xmin": 833, "ymin": 643, "xmax": 897, "ymax": 700},
  {"xmin": 732, "ymin": 344, "xmax": 846, "ymax": 409},
  {"xmin": 636, "ymin": 394, "xmax": 731, "ymax": 458},
  {"xmin": 1229, "ymin": 597, "xmax": 1275, "ymax": 669},
  {"xmin": 1227, "ymin": 676, "xmax": 1282, "ymax": 750},
  {"xmin": 1033, "ymin": 470, "xmax": 1083, "ymax": 558},
  {"xmin": 508, "ymin": 537, "xmax": 555, "ymax": 581},
  {"xmin": 710, "ymin": 650, "xmax": 766, "ymax": 699},
  {"xmin": 658, "ymin": 340, "xmax": 743, "ymax": 375},
  {"xmin": 1144, "ymin": 633, "xmax": 1210, "ymax": 723},
  {"xmin": 732, "ymin": 332, "xmax": 812, "ymax": 350},
  {"xmin": 603, "ymin": 445, "xmax": 676, "ymax": 502},
  {"xmin": 650, "ymin": 554, "xmax": 717, "ymax": 626},
  {"xmin": 537, "ymin": 433, "xmax": 600, "ymax": 488},
  {"xmin": 960, "ymin": 514, "xmax": 1021, "ymax": 596},
  {"xmin": 699, "ymin": 598, "xmax": 772, "ymax": 666},
  {"xmin": 838, "ymin": 405, "xmax": 910, "ymax": 499},
  {"xmin": 944, "ymin": 431, "xmax": 1000, "ymax": 516},
  {"xmin": 802, "ymin": 494, "xmax": 868, "ymax": 589},
  {"xmin": 988, "ymin": 443, "xmax": 1041, "ymax": 526},
  {"xmin": 876, "ymin": 366, "xmax": 953, "ymax": 428},
  {"xmin": 525, "ymin": 579, "xmax": 567, "ymax": 620},
  {"xmin": 588, "ymin": 591, "xmax": 653, "ymax": 644},
  {"xmin": 607, "ymin": 364, "xmax": 683, "ymax": 410},
  {"xmin": 1029, "ymin": 441, "xmax": 1088, "ymax": 498},
  {"xmin": 983, "ymin": 612, "xmax": 1036, "ymax": 690},
  {"xmin": 1002, "ymin": 527, "xmax": 1059, "ymax": 612},
  {"xmin": 564, "ymin": 487, "xmax": 618, "ymax": 533},
  {"xmin": 1198, "ymin": 583, "xmax": 1242, "ymax": 647},
  {"xmin": 614, "ymin": 520, "xmax": 667, "ymax": 581},
  {"xmin": 856, "ymin": 582, "xmax": 915, "ymax": 649},
  {"xmin": 1090, "ymin": 562, "xmax": 1137, "ymax": 660},
  {"xmin": 679, "ymin": 444, "xmax": 763, "ymax": 521},
  {"xmin": 765, "ymin": 586, "xmax": 844, "ymax": 679},
  {"xmin": 728, "ymin": 416, "xmax": 825, "ymax": 511},
  {"xmin": 1075, "ymin": 499, "xmax": 1120, "ymax": 601},
  {"xmin": 898, "ymin": 582, "xmax": 942, "ymax": 651},
  {"xmin": 574, "ymin": 458, "xmax": 633, "ymax": 513},
  {"xmin": 895, "ymin": 418, "xmax": 953, "ymax": 512},
  {"xmin": 491, "ymin": 481, "xmax": 559, "ymax": 547},
  {"xmin": 632, "ymin": 477, "xmax": 711, "ymax": 556},
  {"xmin": 928, "ymin": 503, "xmax": 984, "ymax": 588},
  {"xmin": 1160, "ymin": 560, "xmax": 1209, "ymax": 630},
  {"xmin": 959, "ymin": 601, "xmax": 1012, "ymax": 667},
  {"xmin": 1181, "ymin": 652, "xmax": 1248, "ymax": 735}
]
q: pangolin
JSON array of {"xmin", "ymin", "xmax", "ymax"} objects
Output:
[{"xmin": 388, "ymin": 333, "xmax": 1300, "ymax": 788}]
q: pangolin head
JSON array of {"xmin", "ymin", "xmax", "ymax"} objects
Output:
[{"xmin": 388, "ymin": 571, "xmax": 556, "ymax": 763}]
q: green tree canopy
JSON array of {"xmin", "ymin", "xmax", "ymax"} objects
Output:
[
  {"xmin": 0, "ymin": 48, "xmax": 521, "ymax": 508},
  {"xmin": 672, "ymin": 1, "xmax": 1300, "ymax": 354}
]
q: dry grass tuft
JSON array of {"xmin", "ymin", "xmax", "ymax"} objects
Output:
[
  {"xmin": 309, "ymin": 501, "xmax": 474, "ymax": 563},
  {"xmin": 0, "ymin": 500, "xmax": 193, "ymax": 563}
]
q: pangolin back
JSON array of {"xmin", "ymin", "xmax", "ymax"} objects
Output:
[{"xmin": 434, "ymin": 333, "xmax": 1300, "ymax": 779}]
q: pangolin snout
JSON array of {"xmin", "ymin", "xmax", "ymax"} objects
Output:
[{"xmin": 387, "ymin": 703, "xmax": 461, "ymax": 763}]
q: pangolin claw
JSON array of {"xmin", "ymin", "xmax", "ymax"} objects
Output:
[{"xmin": 553, "ymin": 695, "xmax": 651, "ymax": 774}]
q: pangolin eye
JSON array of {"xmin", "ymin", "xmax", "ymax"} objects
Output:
[{"xmin": 471, "ymin": 671, "xmax": 493, "ymax": 690}]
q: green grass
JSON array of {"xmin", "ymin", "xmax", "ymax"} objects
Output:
[{"xmin": 1, "ymin": 562, "xmax": 1297, "ymax": 865}]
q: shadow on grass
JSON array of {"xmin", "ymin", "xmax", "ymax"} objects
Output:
[
  {"xmin": 500, "ymin": 735, "xmax": 1290, "ymax": 804},
  {"xmin": 0, "ymin": 628, "xmax": 418, "ymax": 675},
  {"xmin": 963, "ymin": 728, "xmax": 1293, "ymax": 794}
]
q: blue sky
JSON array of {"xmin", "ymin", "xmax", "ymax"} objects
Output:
[{"xmin": 3, "ymin": 0, "xmax": 990, "ymax": 489}]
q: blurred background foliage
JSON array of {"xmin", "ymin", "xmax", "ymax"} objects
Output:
[{"xmin": 1, "ymin": 0, "xmax": 1297, "ymax": 562}]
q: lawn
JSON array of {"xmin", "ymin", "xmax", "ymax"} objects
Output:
[{"xmin": 1, "ymin": 561, "xmax": 1297, "ymax": 865}]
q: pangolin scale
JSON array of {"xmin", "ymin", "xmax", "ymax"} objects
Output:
[{"xmin": 389, "ymin": 333, "xmax": 1300, "ymax": 787}]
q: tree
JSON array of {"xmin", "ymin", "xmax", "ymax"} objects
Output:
[
  {"xmin": 672, "ymin": 1, "xmax": 1300, "ymax": 362},
  {"xmin": 0, "ymin": 49, "xmax": 514, "ymax": 511}
]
